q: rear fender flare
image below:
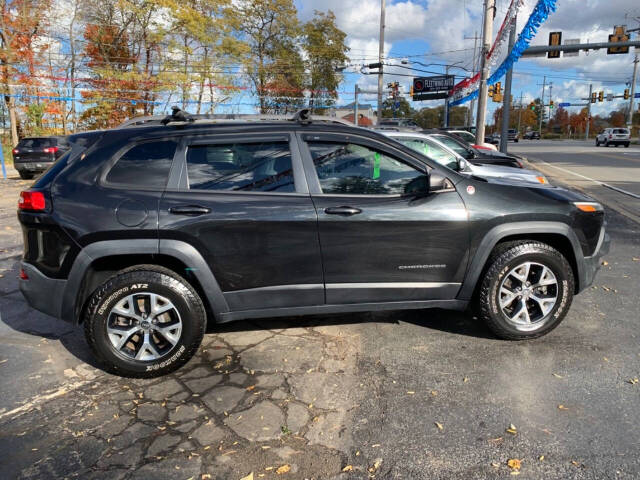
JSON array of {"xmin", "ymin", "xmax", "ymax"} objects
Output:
[{"xmin": 61, "ymin": 239, "xmax": 228, "ymax": 323}]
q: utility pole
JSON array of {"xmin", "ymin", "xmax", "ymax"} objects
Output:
[
  {"xmin": 538, "ymin": 75, "xmax": 546, "ymax": 134},
  {"xmin": 465, "ymin": 31, "xmax": 480, "ymax": 127},
  {"xmin": 354, "ymin": 85, "xmax": 359, "ymax": 126},
  {"xmin": 444, "ymin": 65, "xmax": 450, "ymax": 127},
  {"xmin": 517, "ymin": 91, "xmax": 523, "ymax": 135},
  {"xmin": 500, "ymin": 15, "xmax": 517, "ymax": 153},
  {"xmin": 377, "ymin": 0, "xmax": 386, "ymax": 125},
  {"xmin": 586, "ymin": 83, "xmax": 593, "ymax": 140},
  {"xmin": 628, "ymin": 52, "xmax": 638, "ymax": 128},
  {"xmin": 475, "ymin": 0, "xmax": 495, "ymax": 144}
]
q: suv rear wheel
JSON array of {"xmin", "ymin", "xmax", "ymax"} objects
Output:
[
  {"xmin": 478, "ymin": 242, "xmax": 574, "ymax": 340},
  {"xmin": 84, "ymin": 265, "xmax": 206, "ymax": 377}
]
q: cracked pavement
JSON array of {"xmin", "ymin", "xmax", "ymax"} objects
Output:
[{"xmin": 1, "ymin": 170, "xmax": 640, "ymax": 479}]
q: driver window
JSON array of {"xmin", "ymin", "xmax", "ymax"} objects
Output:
[{"xmin": 308, "ymin": 141, "xmax": 426, "ymax": 195}]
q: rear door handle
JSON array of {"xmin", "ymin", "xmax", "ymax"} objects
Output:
[
  {"xmin": 324, "ymin": 206, "xmax": 362, "ymax": 216},
  {"xmin": 168, "ymin": 205, "xmax": 211, "ymax": 216}
]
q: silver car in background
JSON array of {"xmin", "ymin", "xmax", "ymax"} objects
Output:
[{"xmin": 382, "ymin": 131, "xmax": 549, "ymax": 186}]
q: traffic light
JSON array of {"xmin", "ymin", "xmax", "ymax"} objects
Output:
[
  {"xmin": 488, "ymin": 85, "xmax": 494, "ymax": 98},
  {"xmin": 495, "ymin": 82, "xmax": 501, "ymax": 95},
  {"xmin": 607, "ymin": 25, "xmax": 629, "ymax": 55},
  {"xmin": 598, "ymin": 91, "xmax": 604, "ymax": 102},
  {"xmin": 624, "ymin": 88, "xmax": 630, "ymax": 100},
  {"xmin": 548, "ymin": 31, "xmax": 562, "ymax": 58},
  {"xmin": 549, "ymin": 100, "xmax": 554, "ymax": 109},
  {"xmin": 591, "ymin": 92, "xmax": 597, "ymax": 103}
]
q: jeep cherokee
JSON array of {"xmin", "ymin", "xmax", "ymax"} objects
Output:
[{"xmin": 17, "ymin": 109, "xmax": 610, "ymax": 377}]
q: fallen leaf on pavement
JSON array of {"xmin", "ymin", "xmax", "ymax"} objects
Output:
[
  {"xmin": 558, "ymin": 404, "xmax": 568, "ymax": 410},
  {"xmin": 463, "ymin": 377, "xmax": 469, "ymax": 383},
  {"xmin": 491, "ymin": 462, "xmax": 500, "ymax": 468},
  {"xmin": 406, "ymin": 391, "xmax": 415, "ymax": 395},
  {"xmin": 571, "ymin": 460, "xmax": 580, "ymax": 467},
  {"xmin": 628, "ymin": 378, "xmax": 639, "ymax": 385},
  {"xmin": 632, "ymin": 257, "xmax": 639, "ymax": 262},
  {"xmin": 276, "ymin": 465, "xmax": 290, "ymax": 474},
  {"xmin": 539, "ymin": 455, "xmax": 545, "ymax": 461},
  {"xmin": 240, "ymin": 473, "xmax": 253, "ymax": 480},
  {"xmin": 507, "ymin": 459, "xmax": 521, "ymax": 471},
  {"xmin": 552, "ymin": 373, "xmax": 563, "ymax": 378},
  {"xmin": 506, "ymin": 424, "xmax": 517, "ymax": 435},
  {"xmin": 342, "ymin": 465, "xmax": 353, "ymax": 472},
  {"xmin": 602, "ymin": 260, "xmax": 608, "ymax": 266},
  {"xmin": 430, "ymin": 390, "xmax": 438, "ymax": 396},
  {"xmin": 435, "ymin": 422, "xmax": 443, "ymax": 430},
  {"xmin": 246, "ymin": 385, "xmax": 256, "ymax": 391}
]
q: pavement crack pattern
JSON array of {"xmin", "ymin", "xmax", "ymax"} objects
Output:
[{"xmin": 0, "ymin": 321, "xmax": 366, "ymax": 479}]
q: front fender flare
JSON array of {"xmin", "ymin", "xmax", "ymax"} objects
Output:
[{"xmin": 457, "ymin": 221, "xmax": 584, "ymax": 300}]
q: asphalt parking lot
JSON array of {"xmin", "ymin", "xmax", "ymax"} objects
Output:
[{"xmin": 1, "ymin": 150, "xmax": 639, "ymax": 479}]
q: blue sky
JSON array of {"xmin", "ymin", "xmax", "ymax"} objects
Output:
[{"xmin": 296, "ymin": 0, "xmax": 640, "ymax": 124}]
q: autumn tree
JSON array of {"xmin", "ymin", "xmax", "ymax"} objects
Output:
[
  {"xmin": 302, "ymin": 11, "xmax": 348, "ymax": 113},
  {"xmin": 235, "ymin": 0, "xmax": 300, "ymax": 113},
  {"xmin": 0, "ymin": 0, "xmax": 51, "ymax": 145}
]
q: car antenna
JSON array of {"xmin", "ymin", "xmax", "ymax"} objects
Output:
[
  {"xmin": 291, "ymin": 108, "xmax": 312, "ymax": 124},
  {"xmin": 161, "ymin": 106, "xmax": 193, "ymax": 125}
]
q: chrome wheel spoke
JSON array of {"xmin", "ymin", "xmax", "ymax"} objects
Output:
[
  {"xmin": 510, "ymin": 301, "xmax": 531, "ymax": 324},
  {"xmin": 154, "ymin": 323, "xmax": 181, "ymax": 346},
  {"xmin": 534, "ymin": 266, "xmax": 556, "ymax": 287},
  {"xmin": 509, "ymin": 262, "xmax": 531, "ymax": 284},
  {"xmin": 500, "ymin": 287, "xmax": 518, "ymax": 308},
  {"xmin": 135, "ymin": 331, "xmax": 161, "ymax": 361},
  {"xmin": 530, "ymin": 293, "xmax": 556, "ymax": 316},
  {"xmin": 150, "ymin": 293, "xmax": 174, "ymax": 316},
  {"xmin": 107, "ymin": 325, "xmax": 140, "ymax": 351}
]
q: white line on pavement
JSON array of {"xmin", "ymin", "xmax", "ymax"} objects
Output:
[{"xmin": 531, "ymin": 158, "xmax": 640, "ymax": 200}]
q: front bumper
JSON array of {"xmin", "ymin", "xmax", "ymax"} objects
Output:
[
  {"xmin": 578, "ymin": 228, "xmax": 611, "ymax": 292},
  {"xmin": 19, "ymin": 262, "xmax": 66, "ymax": 319}
]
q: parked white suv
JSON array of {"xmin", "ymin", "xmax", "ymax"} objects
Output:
[{"xmin": 596, "ymin": 128, "xmax": 630, "ymax": 148}]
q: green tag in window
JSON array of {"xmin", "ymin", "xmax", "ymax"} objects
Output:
[{"xmin": 373, "ymin": 152, "xmax": 381, "ymax": 179}]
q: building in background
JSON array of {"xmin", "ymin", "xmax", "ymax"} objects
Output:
[{"xmin": 330, "ymin": 103, "xmax": 375, "ymax": 125}]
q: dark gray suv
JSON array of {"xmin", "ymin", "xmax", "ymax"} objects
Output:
[{"xmin": 17, "ymin": 109, "xmax": 610, "ymax": 377}]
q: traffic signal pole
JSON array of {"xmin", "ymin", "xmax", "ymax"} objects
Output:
[
  {"xmin": 475, "ymin": 0, "xmax": 495, "ymax": 144},
  {"xmin": 586, "ymin": 83, "xmax": 592, "ymax": 140},
  {"xmin": 500, "ymin": 15, "xmax": 517, "ymax": 153},
  {"xmin": 538, "ymin": 75, "xmax": 546, "ymax": 134},
  {"xmin": 628, "ymin": 53, "xmax": 638, "ymax": 128}
]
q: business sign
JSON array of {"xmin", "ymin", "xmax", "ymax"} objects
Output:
[
  {"xmin": 412, "ymin": 75, "xmax": 455, "ymax": 101},
  {"xmin": 558, "ymin": 102, "xmax": 571, "ymax": 107}
]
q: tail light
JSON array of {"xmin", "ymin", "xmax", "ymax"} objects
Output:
[
  {"xmin": 12, "ymin": 148, "xmax": 19, "ymax": 154},
  {"xmin": 43, "ymin": 146, "xmax": 59, "ymax": 154},
  {"xmin": 19, "ymin": 268, "xmax": 29, "ymax": 280},
  {"xmin": 18, "ymin": 191, "xmax": 46, "ymax": 211}
]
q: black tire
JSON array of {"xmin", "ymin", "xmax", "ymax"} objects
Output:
[
  {"xmin": 625, "ymin": 143, "xmax": 630, "ymax": 148},
  {"xmin": 84, "ymin": 265, "xmax": 206, "ymax": 378},
  {"xmin": 19, "ymin": 171, "xmax": 34, "ymax": 179},
  {"xmin": 478, "ymin": 241, "xmax": 574, "ymax": 340},
  {"xmin": 595, "ymin": 139, "xmax": 600, "ymax": 146}
]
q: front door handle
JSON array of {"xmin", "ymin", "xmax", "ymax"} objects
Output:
[
  {"xmin": 168, "ymin": 205, "xmax": 211, "ymax": 216},
  {"xmin": 324, "ymin": 206, "xmax": 362, "ymax": 216}
]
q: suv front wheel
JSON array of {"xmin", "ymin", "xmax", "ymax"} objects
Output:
[
  {"xmin": 478, "ymin": 242, "xmax": 574, "ymax": 340},
  {"xmin": 84, "ymin": 265, "xmax": 206, "ymax": 377}
]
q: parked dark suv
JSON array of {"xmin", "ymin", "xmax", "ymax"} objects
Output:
[
  {"xmin": 18, "ymin": 109, "xmax": 610, "ymax": 377},
  {"xmin": 13, "ymin": 136, "xmax": 70, "ymax": 179}
]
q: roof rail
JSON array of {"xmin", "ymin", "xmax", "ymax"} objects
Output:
[{"xmin": 117, "ymin": 107, "xmax": 355, "ymax": 128}]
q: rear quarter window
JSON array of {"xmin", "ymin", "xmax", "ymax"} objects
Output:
[{"xmin": 105, "ymin": 140, "xmax": 177, "ymax": 189}]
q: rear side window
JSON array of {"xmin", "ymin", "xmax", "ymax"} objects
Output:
[
  {"xmin": 185, "ymin": 141, "xmax": 295, "ymax": 192},
  {"xmin": 18, "ymin": 138, "xmax": 54, "ymax": 149},
  {"xmin": 106, "ymin": 140, "xmax": 176, "ymax": 188}
]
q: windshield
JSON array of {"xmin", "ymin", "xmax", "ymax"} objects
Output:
[
  {"xmin": 431, "ymin": 134, "xmax": 474, "ymax": 159},
  {"xmin": 396, "ymin": 137, "xmax": 459, "ymax": 171},
  {"xmin": 452, "ymin": 131, "xmax": 475, "ymax": 143}
]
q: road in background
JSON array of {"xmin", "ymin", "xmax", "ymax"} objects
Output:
[{"xmin": 511, "ymin": 139, "xmax": 640, "ymax": 223}]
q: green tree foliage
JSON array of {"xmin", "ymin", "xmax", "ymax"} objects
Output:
[
  {"xmin": 302, "ymin": 11, "xmax": 349, "ymax": 113},
  {"xmin": 381, "ymin": 97, "xmax": 415, "ymax": 119},
  {"xmin": 412, "ymin": 105, "xmax": 468, "ymax": 129}
]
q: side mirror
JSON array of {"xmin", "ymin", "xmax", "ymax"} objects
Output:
[
  {"xmin": 429, "ymin": 171, "xmax": 449, "ymax": 191},
  {"xmin": 404, "ymin": 174, "xmax": 430, "ymax": 196},
  {"xmin": 458, "ymin": 159, "xmax": 468, "ymax": 171}
]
